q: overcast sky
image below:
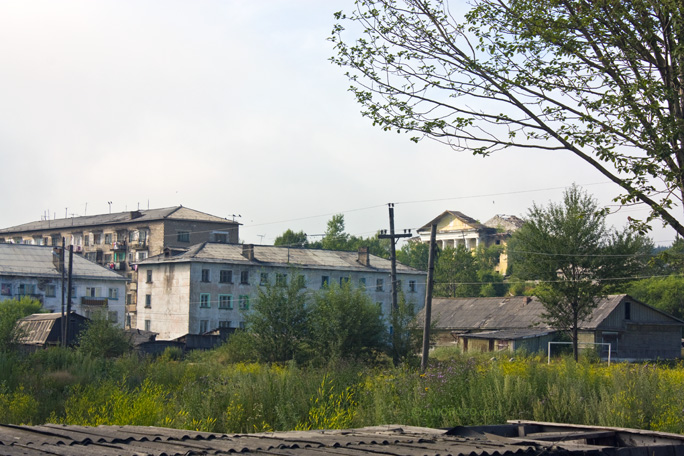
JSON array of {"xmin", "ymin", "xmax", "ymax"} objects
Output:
[{"xmin": 0, "ymin": 1, "xmax": 677, "ymax": 246}]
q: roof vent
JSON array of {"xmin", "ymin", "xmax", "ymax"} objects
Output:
[
  {"xmin": 242, "ymin": 244, "xmax": 255, "ymax": 261},
  {"xmin": 130, "ymin": 210, "xmax": 143, "ymax": 219},
  {"xmin": 357, "ymin": 246, "xmax": 370, "ymax": 266}
]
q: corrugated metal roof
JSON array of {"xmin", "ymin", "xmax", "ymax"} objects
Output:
[
  {"xmin": 464, "ymin": 328, "xmax": 555, "ymax": 340},
  {"xmin": 15, "ymin": 312, "xmax": 88, "ymax": 346},
  {"xmin": 142, "ymin": 243, "xmax": 425, "ymax": 275},
  {"xmin": 0, "ymin": 421, "xmax": 683, "ymax": 456},
  {"xmin": 0, "ymin": 244, "xmax": 127, "ymax": 281},
  {"xmin": 0, "ymin": 206, "xmax": 237, "ymax": 235},
  {"xmin": 416, "ymin": 295, "xmax": 683, "ymax": 331}
]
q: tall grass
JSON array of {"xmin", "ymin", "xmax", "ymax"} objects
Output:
[{"xmin": 3, "ymin": 346, "xmax": 684, "ymax": 433}]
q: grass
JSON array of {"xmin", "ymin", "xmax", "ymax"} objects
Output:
[{"xmin": 3, "ymin": 346, "xmax": 684, "ymax": 433}]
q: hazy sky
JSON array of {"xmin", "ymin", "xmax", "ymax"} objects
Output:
[{"xmin": 0, "ymin": 1, "xmax": 677, "ymax": 246}]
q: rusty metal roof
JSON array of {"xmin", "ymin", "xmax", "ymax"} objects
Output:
[
  {"xmin": 417, "ymin": 295, "xmax": 684, "ymax": 332},
  {"xmin": 142, "ymin": 243, "xmax": 424, "ymax": 275},
  {"xmin": 0, "ymin": 421, "xmax": 683, "ymax": 456},
  {"xmin": 0, "ymin": 206, "xmax": 237, "ymax": 235}
]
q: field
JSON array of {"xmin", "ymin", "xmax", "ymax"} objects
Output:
[{"xmin": 2, "ymin": 346, "xmax": 684, "ymax": 433}]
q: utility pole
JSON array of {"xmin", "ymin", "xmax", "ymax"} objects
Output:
[
  {"xmin": 60, "ymin": 238, "xmax": 66, "ymax": 347},
  {"xmin": 65, "ymin": 245, "xmax": 74, "ymax": 346},
  {"xmin": 378, "ymin": 203, "xmax": 412, "ymax": 312},
  {"xmin": 421, "ymin": 223, "xmax": 437, "ymax": 372}
]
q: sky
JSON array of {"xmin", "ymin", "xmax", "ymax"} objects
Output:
[{"xmin": 0, "ymin": 0, "xmax": 677, "ymax": 247}]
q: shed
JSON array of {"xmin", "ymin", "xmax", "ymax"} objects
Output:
[{"xmin": 16, "ymin": 312, "xmax": 89, "ymax": 350}]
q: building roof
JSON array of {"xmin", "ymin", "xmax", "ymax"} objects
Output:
[
  {"xmin": 0, "ymin": 206, "xmax": 238, "ymax": 235},
  {"xmin": 1, "ymin": 421, "xmax": 684, "ymax": 455},
  {"xmin": 0, "ymin": 244, "xmax": 128, "ymax": 281},
  {"xmin": 463, "ymin": 328, "xmax": 556, "ymax": 340},
  {"xmin": 417, "ymin": 210, "xmax": 489, "ymax": 233},
  {"xmin": 16, "ymin": 312, "xmax": 88, "ymax": 346},
  {"xmin": 141, "ymin": 243, "xmax": 425, "ymax": 275},
  {"xmin": 483, "ymin": 214, "xmax": 525, "ymax": 232},
  {"xmin": 416, "ymin": 295, "xmax": 684, "ymax": 331}
]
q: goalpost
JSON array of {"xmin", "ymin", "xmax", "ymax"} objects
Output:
[{"xmin": 547, "ymin": 341, "xmax": 612, "ymax": 365}]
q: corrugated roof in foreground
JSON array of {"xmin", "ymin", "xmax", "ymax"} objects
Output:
[
  {"xmin": 142, "ymin": 243, "xmax": 425, "ymax": 274},
  {"xmin": 1, "ymin": 421, "xmax": 684, "ymax": 456}
]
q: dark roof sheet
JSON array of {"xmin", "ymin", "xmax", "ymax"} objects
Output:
[
  {"xmin": 1, "ymin": 421, "xmax": 684, "ymax": 456},
  {"xmin": 0, "ymin": 206, "xmax": 238, "ymax": 235},
  {"xmin": 142, "ymin": 243, "xmax": 424, "ymax": 274}
]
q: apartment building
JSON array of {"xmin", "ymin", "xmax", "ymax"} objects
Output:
[{"xmin": 0, "ymin": 206, "xmax": 240, "ymax": 327}]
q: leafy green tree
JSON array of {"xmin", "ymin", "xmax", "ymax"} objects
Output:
[
  {"xmin": 309, "ymin": 282, "xmax": 387, "ymax": 362},
  {"xmin": 509, "ymin": 185, "xmax": 653, "ymax": 360},
  {"xmin": 321, "ymin": 214, "xmax": 350, "ymax": 251},
  {"xmin": 397, "ymin": 241, "xmax": 430, "ymax": 271},
  {"xmin": 274, "ymin": 229, "xmax": 309, "ymax": 247},
  {"xmin": 388, "ymin": 292, "xmax": 418, "ymax": 364},
  {"xmin": 77, "ymin": 317, "xmax": 132, "ymax": 358},
  {"xmin": 625, "ymin": 276, "xmax": 684, "ymax": 320},
  {"xmin": 433, "ymin": 246, "xmax": 480, "ymax": 297},
  {"xmin": 244, "ymin": 273, "xmax": 311, "ymax": 363},
  {"xmin": 331, "ymin": 0, "xmax": 684, "ymax": 237},
  {"xmin": 0, "ymin": 297, "xmax": 42, "ymax": 352}
]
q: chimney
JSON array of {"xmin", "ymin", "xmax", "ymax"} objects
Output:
[
  {"xmin": 358, "ymin": 246, "xmax": 369, "ymax": 266},
  {"xmin": 524, "ymin": 296, "xmax": 532, "ymax": 305},
  {"xmin": 52, "ymin": 247, "xmax": 64, "ymax": 272},
  {"xmin": 242, "ymin": 244, "xmax": 255, "ymax": 261}
]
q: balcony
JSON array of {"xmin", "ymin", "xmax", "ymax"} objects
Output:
[
  {"xmin": 81, "ymin": 297, "xmax": 108, "ymax": 306},
  {"xmin": 113, "ymin": 262, "xmax": 127, "ymax": 271},
  {"xmin": 111, "ymin": 241, "xmax": 127, "ymax": 250},
  {"xmin": 125, "ymin": 304, "xmax": 137, "ymax": 313},
  {"xmin": 129, "ymin": 240, "xmax": 148, "ymax": 249}
]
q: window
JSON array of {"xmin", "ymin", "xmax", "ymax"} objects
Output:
[
  {"xmin": 260, "ymin": 273, "xmax": 269, "ymax": 286},
  {"xmin": 177, "ymin": 231, "xmax": 190, "ymax": 242},
  {"xmin": 105, "ymin": 233, "xmax": 113, "ymax": 244},
  {"xmin": 1, "ymin": 284, "xmax": 11, "ymax": 296},
  {"xmin": 376, "ymin": 278, "xmax": 384, "ymax": 292},
  {"xmin": 294, "ymin": 275, "xmax": 306, "ymax": 289},
  {"xmin": 17, "ymin": 284, "xmax": 36, "ymax": 296},
  {"xmin": 84, "ymin": 234, "xmax": 90, "ymax": 246},
  {"xmin": 201, "ymin": 269, "xmax": 210, "ymax": 282},
  {"xmin": 145, "ymin": 294, "xmax": 151, "ymax": 308},
  {"xmin": 359, "ymin": 278, "xmax": 366, "ymax": 289},
  {"xmin": 240, "ymin": 271, "xmax": 249, "ymax": 284},
  {"xmin": 114, "ymin": 252, "xmax": 126, "ymax": 262},
  {"xmin": 219, "ymin": 320, "xmax": 231, "ymax": 328},
  {"xmin": 104, "ymin": 253, "xmax": 112, "ymax": 263},
  {"xmin": 144, "ymin": 320, "xmax": 151, "ymax": 331},
  {"xmin": 238, "ymin": 295, "xmax": 250, "ymax": 310},
  {"xmin": 93, "ymin": 233, "xmax": 102, "ymax": 245},
  {"xmin": 213, "ymin": 232, "xmax": 229, "ymax": 243},
  {"xmin": 220, "ymin": 270, "xmax": 233, "ymax": 284},
  {"xmin": 321, "ymin": 276, "xmax": 329, "ymax": 289},
  {"xmin": 108, "ymin": 311, "xmax": 118, "ymax": 323},
  {"xmin": 409, "ymin": 280, "xmax": 416, "ymax": 293},
  {"xmin": 200, "ymin": 293, "xmax": 211, "ymax": 308},
  {"xmin": 219, "ymin": 294, "xmax": 233, "ymax": 309},
  {"xmin": 146, "ymin": 270, "xmax": 153, "ymax": 283},
  {"xmin": 126, "ymin": 294, "xmax": 133, "ymax": 305},
  {"xmin": 85, "ymin": 287, "xmax": 101, "ymax": 297},
  {"xmin": 108, "ymin": 288, "xmax": 119, "ymax": 299},
  {"xmin": 276, "ymin": 273, "xmax": 287, "ymax": 287},
  {"xmin": 625, "ymin": 301, "xmax": 631, "ymax": 320},
  {"xmin": 339, "ymin": 276, "xmax": 350, "ymax": 286},
  {"xmin": 137, "ymin": 251, "xmax": 148, "ymax": 261},
  {"xmin": 85, "ymin": 252, "xmax": 97, "ymax": 262},
  {"xmin": 239, "ymin": 321, "xmax": 246, "ymax": 329},
  {"xmin": 46, "ymin": 284, "xmax": 57, "ymax": 297},
  {"xmin": 199, "ymin": 320, "xmax": 209, "ymax": 333}
]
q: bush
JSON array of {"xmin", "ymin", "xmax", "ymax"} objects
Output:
[{"xmin": 77, "ymin": 318, "xmax": 131, "ymax": 358}]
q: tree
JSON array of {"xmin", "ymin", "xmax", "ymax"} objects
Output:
[
  {"xmin": 77, "ymin": 317, "xmax": 132, "ymax": 358},
  {"xmin": 508, "ymin": 185, "xmax": 653, "ymax": 360},
  {"xmin": 0, "ymin": 297, "xmax": 42, "ymax": 352},
  {"xmin": 625, "ymin": 275, "xmax": 684, "ymax": 319},
  {"xmin": 433, "ymin": 245, "xmax": 481, "ymax": 297},
  {"xmin": 274, "ymin": 229, "xmax": 309, "ymax": 247},
  {"xmin": 309, "ymin": 282, "xmax": 387, "ymax": 362},
  {"xmin": 244, "ymin": 272, "xmax": 311, "ymax": 363},
  {"xmin": 331, "ymin": 0, "xmax": 684, "ymax": 236},
  {"xmin": 321, "ymin": 214, "xmax": 350, "ymax": 251},
  {"xmin": 397, "ymin": 240, "xmax": 430, "ymax": 271}
]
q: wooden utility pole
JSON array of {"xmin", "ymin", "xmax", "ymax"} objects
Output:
[
  {"xmin": 65, "ymin": 245, "xmax": 74, "ymax": 346},
  {"xmin": 60, "ymin": 238, "xmax": 66, "ymax": 347},
  {"xmin": 378, "ymin": 203, "xmax": 412, "ymax": 312},
  {"xmin": 421, "ymin": 223, "xmax": 437, "ymax": 372}
]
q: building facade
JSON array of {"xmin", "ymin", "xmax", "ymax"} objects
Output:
[
  {"xmin": 416, "ymin": 211, "xmax": 524, "ymax": 273},
  {"xmin": 137, "ymin": 243, "xmax": 427, "ymax": 340},
  {"xmin": 0, "ymin": 206, "xmax": 240, "ymax": 328},
  {"xmin": 0, "ymin": 244, "xmax": 128, "ymax": 326}
]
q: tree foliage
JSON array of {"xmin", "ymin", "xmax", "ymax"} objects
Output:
[
  {"xmin": 274, "ymin": 229, "xmax": 309, "ymax": 247},
  {"xmin": 331, "ymin": 0, "xmax": 684, "ymax": 236},
  {"xmin": 509, "ymin": 185, "xmax": 653, "ymax": 359},
  {"xmin": 77, "ymin": 317, "xmax": 132, "ymax": 359},
  {"xmin": 244, "ymin": 273, "xmax": 310, "ymax": 363},
  {"xmin": 0, "ymin": 297, "xmax": 42, "ymax": 352}
]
